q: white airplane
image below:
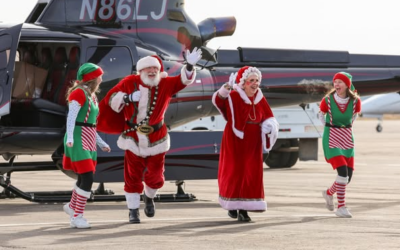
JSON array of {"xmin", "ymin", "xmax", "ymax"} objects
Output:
[{"xmin": 361, "ymin": 92, "xmax": 400, "ymax": 132}]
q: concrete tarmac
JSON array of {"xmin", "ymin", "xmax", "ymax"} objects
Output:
[{"xmin": 0, "ymin": 119, "xmax": 399, "ymax": 250}]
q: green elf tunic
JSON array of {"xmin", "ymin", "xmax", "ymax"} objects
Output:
[
  {"xmin": 63, "ymin": 87, "xmax": 98, "ymax": 174},
  {"xmin": 320, "ymin": 93, "xmax": 361, "ymax": 169}
]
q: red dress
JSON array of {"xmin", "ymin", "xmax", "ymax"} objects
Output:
[{"xmin": 212, "ymin": 87, "xmax": 276, "ymax": 212}]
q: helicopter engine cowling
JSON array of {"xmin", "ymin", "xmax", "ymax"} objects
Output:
[{"xmin": 198, "ymin": 17, "xmax": 236, "ymax": 46}]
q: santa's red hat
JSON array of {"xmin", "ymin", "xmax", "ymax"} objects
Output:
[
  {"xmin": 136, "ymin": 55, "xmax": 168, "ymax": 78},
  {"xmin": 235, "ymin": 66, "xmax": 262, "ymax": 86}
]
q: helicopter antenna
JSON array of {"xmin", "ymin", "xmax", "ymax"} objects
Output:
[
  {"xmin": 182, "ymin": 46, "xmax": 220, "ymax": 70},
  {"xmin": 201, "ymin": 46, "xmax": 220, "ymax": 70}
]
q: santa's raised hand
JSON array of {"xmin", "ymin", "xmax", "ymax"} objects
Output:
[{"xmin": 185, "ymin": 47, "xmax": 202, "ymax": 71}]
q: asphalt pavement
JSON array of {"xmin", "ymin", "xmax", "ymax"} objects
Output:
[{"xmin": 0, "ymin": 119, "xmax": 399, "ymax": 250}]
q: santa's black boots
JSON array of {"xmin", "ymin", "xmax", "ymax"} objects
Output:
[
  {"xmin": 129, "ymin": 209, "xmax": 140, "ymax": 223},
  {"xmin": 238, "ymin": 210, "xmax": 251, "ymax": 222},
  {"xmin": 143, "ymin": 194, "xmax": 155, "ymax": 217}
]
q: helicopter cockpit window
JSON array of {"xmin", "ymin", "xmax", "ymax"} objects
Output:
[
  {"xmin": 86, "ymin": 46, "xmax": 133, "ymax": 83},
  {"xmin": 167, "ymin": 10, "xmax": 186, "ymax": 23}
]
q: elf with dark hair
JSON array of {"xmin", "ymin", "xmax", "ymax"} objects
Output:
[
  {"xmin": 62, "ymin": 63, "xmax": 111, "ymax": 229},
  {"xmin": 319, "ymin": 72, "xmax": 362, "ymax": 218}
]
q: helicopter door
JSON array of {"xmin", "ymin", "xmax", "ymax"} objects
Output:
[{"xmin": 0, "ymin": 24, "xmax": 22, "ymax": 116}]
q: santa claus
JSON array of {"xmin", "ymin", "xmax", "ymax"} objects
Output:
[{"xmin": 97, "ymin": 48, "xmax": 202, "ymax": 223}]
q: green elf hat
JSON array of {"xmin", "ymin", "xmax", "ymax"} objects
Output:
[
  {"xmin": 333, "ymin": 71, "xmax": 355, "ymax": 91},
  {"xmin": 77, "ymin": 63, "xmax": 104, "ymax": 82}
]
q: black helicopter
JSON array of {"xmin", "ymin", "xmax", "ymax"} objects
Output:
[{"xmin": 1, "ymin": 0, "xmax": 400, "ymax": 202}]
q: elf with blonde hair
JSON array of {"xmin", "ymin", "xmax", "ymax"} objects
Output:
[
  {"xmin": 319, "ymin": 72, "xmax": 362, "ymax": 218},
  {"xmin": 62, "ymin": 63, "xmax": 111, "ymax": 229}
]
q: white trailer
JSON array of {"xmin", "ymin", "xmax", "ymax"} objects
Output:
[{"xmin": 173, "ymin": 103, "xmax": 323, "ymax": 168}]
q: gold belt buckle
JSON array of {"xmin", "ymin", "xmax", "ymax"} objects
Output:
[{"xmin": 137, "ymin": 124, "xmax": 154, "ymax": 135}]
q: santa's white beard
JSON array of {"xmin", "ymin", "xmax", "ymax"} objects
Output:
[{"xmin": 141, "ymin": 72, "xmax": 160, "ymax": 87}]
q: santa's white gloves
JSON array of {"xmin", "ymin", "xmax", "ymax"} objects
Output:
[
  {"xmin": 186, "ymin": 47, "xmax": 202, "ymax": 71},
  {"xmin": 126, "ymin": 91, "xmax": 141, "ymax": 102},
  {"xmin": 262, "ymin": 121, "xmax": 273, "ymax": 134}
]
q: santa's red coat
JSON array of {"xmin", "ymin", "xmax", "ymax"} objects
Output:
[{"xmin": 97, "ymin": 68, "xmax": 194, "ymax": 157}]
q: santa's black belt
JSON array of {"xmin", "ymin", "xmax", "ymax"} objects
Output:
[
  {"xmin": 76, "ymin": 121, "xmax": 96, "ymax": 127},
  {"xmin": 246, "ymin": 121, "xmax": 260, "ymax": 125},
  {"xmin": 125, "ymin": 120, "xmax": 164, "ymax": 135},
  {"xmin": 325, "ymin": 123, "xmax": 352, "ymax": 128}
]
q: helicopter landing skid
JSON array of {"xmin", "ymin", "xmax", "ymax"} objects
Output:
[{"xmin": 0, "ymin": 177, "xmax": 196, "ymax": 203}]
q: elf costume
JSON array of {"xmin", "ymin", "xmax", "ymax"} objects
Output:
[
  {"xmin": 212, "ymin": 66, "xmax": 279, "ymax": 220},
  {"xmin": 320, "ymin": 72, "xmax": 361, "ymax": 169},
  {"xmin": 319, "ymin": 72, "xmax": 362, "ymax": 218},
  {"xmin": 62, "ymin": 63, "xmax": 109, "ymax": 228}
]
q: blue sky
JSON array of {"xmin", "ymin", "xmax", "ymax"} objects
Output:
[{"xmin": 1, "ymin": 0, "xmax": 400, "ymax": 55}]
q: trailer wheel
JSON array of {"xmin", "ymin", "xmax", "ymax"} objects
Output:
[
  {"xmin": 284, "ymin": 139, "xmax": 299, "ymax": 168},
  {"xmin": 376, "ymin": 124, "xmax": 382, "ymax": 132},
  {"xmin": 265, "ymin": 139, "xmax": 299, "ymax": 168},
  {"xmin": 265, "ymin": 151, "xmax": 290, "ymax": 168}
]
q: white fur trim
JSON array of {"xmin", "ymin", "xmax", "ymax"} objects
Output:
[
  {"xmin": 237, "ymin": 67, "xmax": 262, "ymax": 87},
  {"xmin": 212, "ymin": 91, "xmax": 226, "ymax": 118},
  {"xmin": 110, "ymin": 91, "xmax": 126, "ymax": 113},
  {"xmin": 137, "ymin": 56, "xmax": 161, "ymax": 72},
  {"xmin": 117, "ymin": 133, "xmax": 170, "ymax": 157},
  {"xmin": 254, "ymin": 89, "xmax": 263, "ymax": 104},
  {"xmin": 233, "ymin": 84, "xmax": 251, "ymax": 104},
  {"xmin": 219, "ymin": 197, "xmax": 266, "ymax": 211},
  {"xmin": 125, "ymin": 192, "xmax": 141, "ymax": 209},
  {"xmin": 335, "ymin": 175, "xmax": 349, "ymax": 184},
  {"xmin": 160, "ymin": 71, "xmax": 168, "ymax": 78},
  {"xmin": 75, "ymin": 187, "xmax": 91, "ymax": 199},
  {"xmin": 262, "ymin": 117, "xmax": 279, "ymax": 152},
  {"xmin": 228, "ymin": 95, "xmax": 244, "ymax": 139},
  {"xmin": 137, "ymin": 85, "xmax": 149, "ymax": 122},
  {"xmin": 144, "ymin": 184, "xmax": 158, "ymax": 199},
  {"xmin": 117, "ymin": 84, "xmax": 170, "ymax": 157},
  {"xmin": 180, "ymin": 65, "xmax": 196, "ymax": 85},
  {"xmin": 233, "ymin": 84, "xmax": 263, "ymax": 104}
]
